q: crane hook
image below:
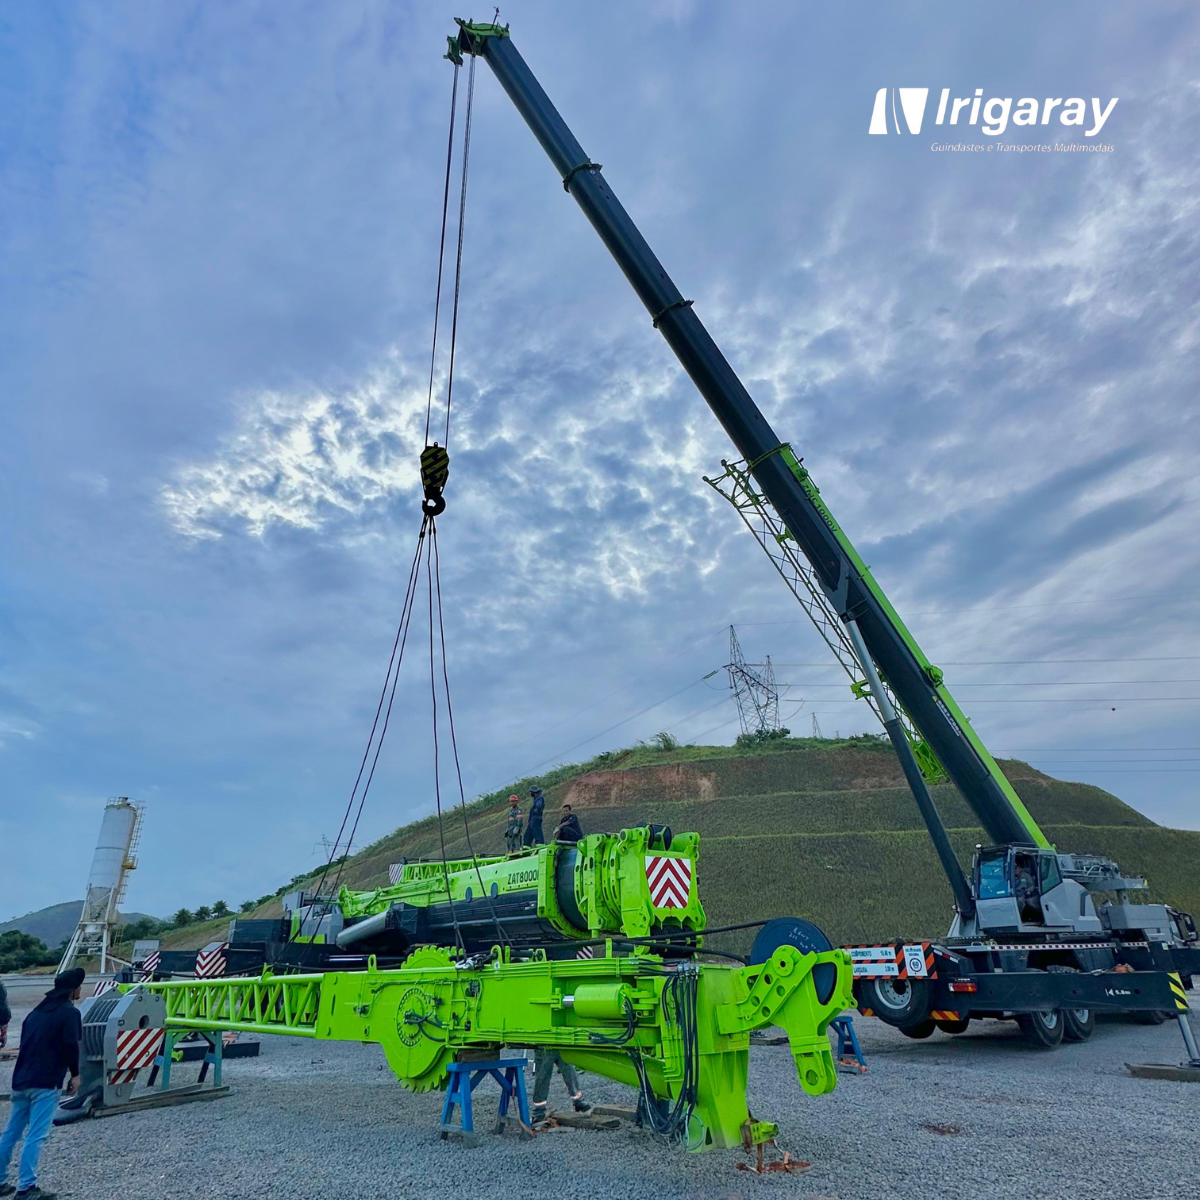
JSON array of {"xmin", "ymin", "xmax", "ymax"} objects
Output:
[{"xmin": 421, "ymin": 443, "xmax": 450, "ymax": 517}]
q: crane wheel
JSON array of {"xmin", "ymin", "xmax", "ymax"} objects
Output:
[
  {"xmin": 1046, "ymin": 966, "xmax": 1094, "ymax": 1041},
  {"xmin": 899, "ymin": 1019, "xmax": 936, "ymax": 1039},
  {"xmin": 859, "ymin": 977, "xmax": 931, "ymax": 1028},
  {"xmin": 1016, "ymin": 1009, "xmax": 1064, "ymax": 1049},
  {"xmin": 1133, "ymin": 1009, "xmax": 1168, "ymax": 1025}
]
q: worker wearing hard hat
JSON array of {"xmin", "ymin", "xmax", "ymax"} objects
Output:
[{"xmin": 504, "ymin": 796, "xmax": 524, "ymax": 853}]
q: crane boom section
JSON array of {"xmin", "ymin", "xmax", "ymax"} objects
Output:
[{"xmin": 449, "ymin": 20, "xmax": 1049, "ymax": 852}]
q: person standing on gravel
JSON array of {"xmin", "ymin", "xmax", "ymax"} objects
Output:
[
  {"xmin": 0, "ymin": 966, "xmax": 85, "ymax": 1200},
  {"xmin": 0, "ymin": 979, "xmax": 10, "ymax": 1049},
  {"xmin": 504, "ymin": 795, "xmax": 523, "ymax": 853},
  {"xmin": 522, "ymin": 785, "xmax": 546, "ymax": 848}
]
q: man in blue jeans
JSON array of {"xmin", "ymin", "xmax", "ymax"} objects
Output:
[{"xmin": 0, "ymin": 966, "xmax": 84, "ymax": 1199}]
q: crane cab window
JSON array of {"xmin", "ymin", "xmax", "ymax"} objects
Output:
[
  {"xmin": 978, "ymin": 852, "xmax": 1011, "ymax": 899},
  {"xmin": 1039, "ymin": 854, "xmax": 1062, "ymax": 891}
]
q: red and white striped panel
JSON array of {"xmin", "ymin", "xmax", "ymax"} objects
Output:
[
  {"xmin": 388, "ymin": 863, "xmax": 405, "ymax": 885},
  {"xmin": 107, "ymin": 1067, "xmax": 140, "ymax": 1085},
  {"xmin": 644, "ymin": 856, "xmax": 692, "ymax": 909},
  {"xmin": 92, "ymin": 979, "xmax": 118, "ymax": 997},
  {"xmin": 139, "ymin": 951, "xmax": 161, "ymax": 981},
  {"xmin": 116, "ymin": 1027, "xmax": 164, "ymax": 1070},
  {"xmin": 575, "ymin": 946, "xmax": 595, "ymax": 959},
  {"xmin": 194, "ymin": 942, "xmax": 228, "ymax": 979}
]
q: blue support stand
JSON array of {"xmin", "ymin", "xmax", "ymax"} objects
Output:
[
  {"xmin": 831, "ymin": 1015, "xmax": 867, "ymax": 1071},
  {"xmin": 440, "ymin": 1057, "xmax": 531, "ymax": 1147}
]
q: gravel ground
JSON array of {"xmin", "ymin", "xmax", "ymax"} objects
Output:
[{"xmin": 1, "ymin": 984, "xmax": 1197, "ymax": 1200}]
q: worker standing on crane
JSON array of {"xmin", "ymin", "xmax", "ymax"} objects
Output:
[
  {"xmin": 0, "ymin": 966, "xmax": 85, "ymax": 1200},
  {"xmin": 523, "ymin": 785, "xmax": 545, "ymax": 847},
  {"xmin": 504, "ymin": 795, "xmax": 523, "ymax": 853}
]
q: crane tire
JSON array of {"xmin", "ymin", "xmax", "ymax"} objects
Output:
[
  {"xmin": 1017, "ymin": 1009, "xmax": 1064, "ymax": 1049},
  {"xmin": 1047, "ymin": 965, "xmax": 1094, "ymax": 1042},
  {"xmin": 859, "ymin": 977, "xmax": 931, "ymax": 1028},
  {"xmin": 899, "ymin": 1019, "xmax": 936, "ymax": 1039},
  {"xmin": 1133, "ymin": 1009, "xmax": 1167, "ymax": 1025}
]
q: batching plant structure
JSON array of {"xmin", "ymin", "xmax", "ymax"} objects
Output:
[{"xmin": 59, "ymin": 796, "xmax": 144, "ymax": 973}]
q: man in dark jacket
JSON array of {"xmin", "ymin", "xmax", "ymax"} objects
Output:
[
  {"xmin": 0, "ymin": 967, "xmax": 84, "ymax": 1199},
  {"xmin": 522, "ymin": 785, "xmax": 546, "ymax": 847},
  {"xmin": 0, "ymin": 979, "xmax": 10, "ymax": 1050},
  {"xmin": 554, "ymin": 804, "xmax": 583, "ymax": 844}
]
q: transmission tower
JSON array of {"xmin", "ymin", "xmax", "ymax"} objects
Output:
[
  {"xmin": 725, "ymin": 626, "xmax": 780, "ymax": 737},
  {"xmin": 811, "ymin": 713, "xmax": 824, "ymax": 739}
]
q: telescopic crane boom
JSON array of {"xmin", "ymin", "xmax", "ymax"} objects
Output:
[{"xmin": 447, "ymin": 19, "xmax": 1050, "ymax": 918}]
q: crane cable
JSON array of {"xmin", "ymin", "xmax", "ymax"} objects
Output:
[
  {"xmin": 317, "ymin": 51, "xmax": 509, "ymax": 955},
  {"xmin": 421, "ymin": 49, "xmax": 510, "ymax": 950}
]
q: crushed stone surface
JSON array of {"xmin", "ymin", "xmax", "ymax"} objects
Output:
[{"xmin": 1, "ymin": 995, "xmax": 1196, "ymax": 1200}]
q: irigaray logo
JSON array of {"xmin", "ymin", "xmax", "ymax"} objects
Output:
[{"xmin": 869, "ymin": 88, "xmax": 1118, "ymax": 137}]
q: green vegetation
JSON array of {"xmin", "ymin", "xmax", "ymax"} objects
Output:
[
  {"xmin": 154, "ymin": 737, "xmax": 1199, "ymax": 953},
  {"xmin": 0, "ymin": 931, "xmax": 62, "ymax": 973}
]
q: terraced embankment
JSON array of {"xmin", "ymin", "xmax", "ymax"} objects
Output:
[{"xmin": 161, "ymin": 738, "xmax": 1198, "ymax": 951}]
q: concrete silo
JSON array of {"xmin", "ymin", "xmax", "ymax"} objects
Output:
[{"xmin": 59, "ymin": 797, "xmax": 144, "ymax": 973}]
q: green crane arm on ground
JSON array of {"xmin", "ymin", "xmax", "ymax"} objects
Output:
[
  {"xmin": 444, "ymin": 19, "xmax": 1051, "ymax": 886},
  {"xmin": 135, "ymin": 942, "xmax": 854, "ymax": 1151},
  {"xmin": 334, "ymin": 827, "xmax": 706, "ymax": 947}
]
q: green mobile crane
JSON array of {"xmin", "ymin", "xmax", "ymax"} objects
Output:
[{"xmin": 443, "ymin": 19, "xmax": 1197, "ymax": 1052}]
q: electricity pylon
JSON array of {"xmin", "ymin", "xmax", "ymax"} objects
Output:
[{"xmin": 725, "ymin": 626, "xmax": 780, "ymax": 737}]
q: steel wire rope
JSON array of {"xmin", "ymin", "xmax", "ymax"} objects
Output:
[
  {"xmin": 431, "ymin": 520, "xmax": 511, "ymax": 949},
  {"xmin": 415, "ymin": 48, "xmax": 511, "ymax": 954},
  {"xmin": 426, "ymin": 531, "xmax": 465, "ymax": 953},
  {"xmin": 424, "ymin": 61, "xmax": 460, "ymax": 445},
  {"xmin": 311, "ymin": 519, "xmax": 428, "ymax": 909},
  {"xmin": 441, "ymin": 53, "xmax": 475, "ymax": 449},
  {"xmin": 326, "ymin": 520, "xmax": 433, "ymax": 903}
]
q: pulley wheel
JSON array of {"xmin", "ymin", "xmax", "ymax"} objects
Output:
[{"xmin": 750, "ymin": 917, "xmax": 839, "ymax": 1007}]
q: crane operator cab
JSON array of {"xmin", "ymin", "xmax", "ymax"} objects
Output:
[{"xmin": 970, "ymin": 845, "xmax": 1104, "ymax": 936}]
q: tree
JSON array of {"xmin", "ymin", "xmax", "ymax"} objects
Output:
[
  {"xmin": 0, "ymin": 931, "xmax": 59, "ymax": 973},
  {"xmin": 211, "ymin": 900, "xmax": 230, "ymax": 918},
  {"xmin": 172, "ymin": 908, "xmax": 193, "ymax": 927},
  {"xmin": 193, "ymin": 906, "xmax": 212, "ymax": 922},
  {"xmin": 239, "ymin": 900, "xmax": 256, "ymax": 913},
  {"xmin": 119, "ymin": 917, "xmax": 162, "ymax": 942}
]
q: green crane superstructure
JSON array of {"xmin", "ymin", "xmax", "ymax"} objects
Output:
[{"xmin": 333, "ymin": 827, "xmax": 706, "ymax": 955}]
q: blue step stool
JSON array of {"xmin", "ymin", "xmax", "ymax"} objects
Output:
[
  {"xmin": 440, "ymin": 1057, "xmax": 531, "ymax": 1147},
  {"xmin": 831, "ymin": 1014, "xmax": 866, "ymax": 1071}
]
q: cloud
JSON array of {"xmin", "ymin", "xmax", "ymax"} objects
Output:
[{"xmin": 4, "ymin": 1, "xmax": 1200, "ymax": 921}]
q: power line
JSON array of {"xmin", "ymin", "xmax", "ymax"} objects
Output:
[
  {"xmin": 734, "ymin": 592, "xmax": 1198, "ymax": 622},
  {"xmin": 768, "ymin": 679, "xmax": 1200, "ymax": 687},
  {"xmin": 765, "ymin": 657, "xmax": 1200, "ymax": 667},
  {"xmin": 1030, "ymin": 768, "xmax": 1200, "ymax": 774},
  {"xmin": 1018, "ymin": 757, "xmax": 1200, "ymax": 763},
  {"xmin": 508, "ymin": 628, "xmax": 725, "ymax": 750},
  {"xmin": 525, "ymin": 676, "xmax": 708, "ymax": 772}
]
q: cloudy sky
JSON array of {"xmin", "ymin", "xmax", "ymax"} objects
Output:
[{"xmin": 4, "ymin": 1, "xmax": 1199, "ymax": 922}]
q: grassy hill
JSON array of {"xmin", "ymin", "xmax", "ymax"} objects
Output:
[
  {"xmin": 158, "ymin": 736, "xmax": 1200, "ymax": 953},
  {"xmin": 1, "ymin": 901, "xmax": 159, "ymax": 951}
]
